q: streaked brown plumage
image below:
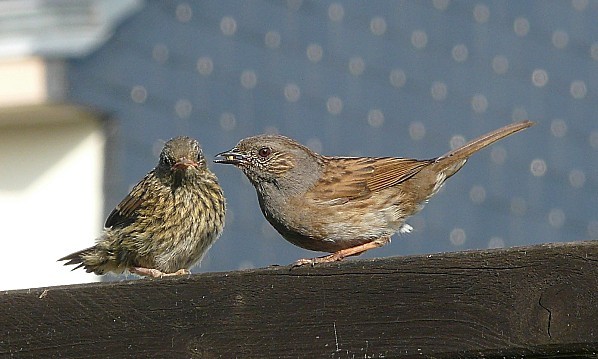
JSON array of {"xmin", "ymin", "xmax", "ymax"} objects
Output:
[
  {"xmin": 215, "ymin": 120, "xmax": 534, "ymax": 266},
  {"xmin": 59, "ymin": 136, "xmax": 225, "ymax": 277}
]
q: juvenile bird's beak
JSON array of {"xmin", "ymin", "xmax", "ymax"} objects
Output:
[
  {"xmin": 214, "ymin": 149, "xmax": 245, "ymax": 165},
  {"xmin": 172, "ymin": 158, "xmax": 198, "ymax": 171}
]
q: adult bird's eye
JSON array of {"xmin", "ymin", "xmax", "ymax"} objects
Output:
[{"xmin": 258, "ymin": 147, "xmax": 271, "ymax": 158}]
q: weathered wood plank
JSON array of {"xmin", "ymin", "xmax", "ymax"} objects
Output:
[{"xmin": 1, "ymin": 241, "xmax": 597, "ymax": 358}]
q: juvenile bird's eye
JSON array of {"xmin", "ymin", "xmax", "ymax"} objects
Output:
[
  {"xmin": 161, "ymin": 154, "xmax": 174, "ymax": 167},
  {"xmin": 258, "ymin": 147, "xmax": 271, "ymax": 158}
]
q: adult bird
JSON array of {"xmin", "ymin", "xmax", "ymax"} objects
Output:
[{"xmin": 215, "ymin": 121, "xmax": 533, "ymax": 266}]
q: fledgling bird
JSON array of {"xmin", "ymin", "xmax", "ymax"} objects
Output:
[
  {"xmin": 215, "ymin": 121, "xmax": 534, "ymax": 266},
  {"xmin": 59, "ymin": 136, "xmax": 225, "ymax": 278}
]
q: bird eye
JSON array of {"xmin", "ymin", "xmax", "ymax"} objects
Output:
[
  {"xmin": 258, "ymin": 147, "xmax": 271, "ymax": 158},
  {"xmin": 161, "ymin": 154, "xmax": 173, "ymax": 166}
]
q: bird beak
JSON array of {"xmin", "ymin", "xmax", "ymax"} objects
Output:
[
  {"xmin": 214, "ymin": 148, "xmax": 245, "ymax": 165},
  {"xmin": 172, "ymin": 158, "xmax": 199, "ymax": 171}
]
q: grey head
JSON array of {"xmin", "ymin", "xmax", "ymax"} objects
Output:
[{"xmin": 214, "ymin": 134, "xmax": 323, "ymax": 196}]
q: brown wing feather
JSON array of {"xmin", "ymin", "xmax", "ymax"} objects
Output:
[
  {"xmin": 365, "ymin": 157, "xmax": 432, "ymax": 191},
  {"xmin": 104, "ymin": 172, "xmax": 154, "ymax": 228},
  {"xmin": 307, "ymin": 156, "xmax": 432, "ymax": 203}
]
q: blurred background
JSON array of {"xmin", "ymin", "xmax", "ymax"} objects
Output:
[{"xmin": 1, "ymin": 0, "xmax": 596, "ymax": 290}]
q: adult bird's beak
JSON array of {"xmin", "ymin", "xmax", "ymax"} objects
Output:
[
  {"xmin": 214, "ymin": 148, "xmax": 245, "ymax": 165},
  {"xmin": 172, "ymin": 158, "xmax": 199, "ymax": 171}
]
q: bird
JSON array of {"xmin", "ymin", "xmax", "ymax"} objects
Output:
[
  {"xmin": 59, "ymin": 136, "xmax": 226, "ymax": 278},
  {"xmin": 214, "ymin": 120, "xmax": 534, "ymax": 266}
]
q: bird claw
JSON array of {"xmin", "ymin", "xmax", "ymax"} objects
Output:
[
  {"xmin": 130, "ymin": 267, "xmax": 164, "ymax": 278},
  {"xmin": 161, "ymin": 268, "xmax": 191, "ymax": 277},
  {"xmin": 130, "ymin": 267, "xmax": 190, "ymax": 278},
  {"xmin": 291, "ymin": 258, "xmax": 317, "ymax": 268},
  {"xmin": 292, "ymin": 253, "xmax": 345, "ymax": 268}
]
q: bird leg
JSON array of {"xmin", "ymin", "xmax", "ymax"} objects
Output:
[
  {"xmin": 293, "ymin": 236, "xmax": 391, "ymax": 267},
  {"xmin": 130, "ymin": 267, "xmax": 190, "ymax": 278}
]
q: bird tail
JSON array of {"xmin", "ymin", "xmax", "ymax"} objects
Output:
[
  {"xmin": 435, "ymin": 120, "xmax": 535, "ymax": 177},
  {"xmin": 58, "ymin": 246, "xmax": 110, "ymax": 274}
]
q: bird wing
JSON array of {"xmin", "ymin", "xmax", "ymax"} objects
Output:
[
  {"xmin": 307, "ymin": 156, "xmax": 432, "ymax": 204},
  {"xmin": 104, "ymin": 172, "xmax": 154, "ymax": 229}
]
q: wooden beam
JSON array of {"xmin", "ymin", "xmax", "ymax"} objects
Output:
[{"xmin": 1, "ymin": 241, "xmax": 597, "ymax": 358}]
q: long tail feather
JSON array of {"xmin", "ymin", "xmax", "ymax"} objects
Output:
[{"xmin": 439, "ymin": 120, "xmax": 535, "ymax": 163}]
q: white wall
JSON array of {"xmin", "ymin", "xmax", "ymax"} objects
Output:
[{"xmin": 0, "ymin": 114, "xmax": 104, "ymax": 290}]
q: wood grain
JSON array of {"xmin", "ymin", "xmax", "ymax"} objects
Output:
[{"xmin": 1, "ymin": 241, "xmax": 597, "ymax": 358}]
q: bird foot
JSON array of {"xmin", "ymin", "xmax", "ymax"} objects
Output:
[
  {"xmin": 291, "ymin": 236, "xmax": 391, "ymax": 268},
  {"xmin": 292, "ymin": 252, "xmax": 346, "ymax": 267},
  {"xmin": 162, "ymin": 268, "xmax": 191, "ymax": 277},
  {"xmin": 130, "ymin": 267, "xmax": 190, "ymax": 278}
]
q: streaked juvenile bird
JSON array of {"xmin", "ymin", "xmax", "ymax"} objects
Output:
[
  {"xmin": 59, "ymin": 136, "xmax": 225, "ymax": 277},
  {"xmin": 215, "ymin": 121, "xmax": 534, "ymax": 266}
]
